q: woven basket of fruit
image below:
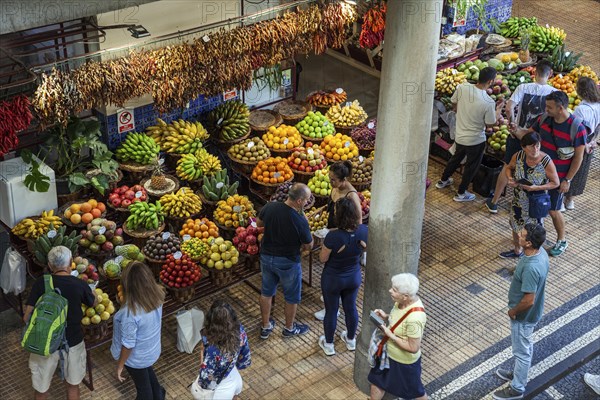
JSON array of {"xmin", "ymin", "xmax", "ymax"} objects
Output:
[
  {"xmin": 140, "ymin": 174, "xmax": 180, "ymax": 198},
  {"xmin": 306, "ymin": 206, "xmax": 328, "ymax": 232},
  {"xmin": 209, "ymin": 267, "xmax": 234, "ymax": 288},
  {"xmin": 262, "ymin": 125, "xmax": 304, "ymax": 158},
  {"xmin": 165, "ymin": 213, "xmax": 201, "ymax": 234},
  {"xmin": 227, "ymin": 137, "xmax": 271, "ymax": 175},
  {"xmin": 97, "ymin": 267, "xmax": 121, "ymax": 295},
  {"xmin": 350, "ymin": 157, "xmax": 373, "ymax": 191},
  {"xmin": 214, "ymin": 222, "xmax": 237, "ymax": 241},
  {"xmin": 159, "ymin": 253, "xmax": 201, "ymax": 303},
  {"xmin": 143, "ymin": 232, "xmax": 181, "ymax": 278},
  {"xmin": 82, "ymin": 320, "xmax": 109, "ymax": 343},
  {"xmin": 274, "ymin": 100, "xmax": 313, "ymax": 125},
  {"xmin": 165, "ymin": 282, "xmax": 196, "ymax": 304},
  {"xmin": 118, "ymin": 161, "xmax": 154, "ymax": 182},
  {"xmin": 122, "ymin": 222, "xmax": 165, "ymax": 248},
  {"xmin": 249, "ymin": 110, "xmax": 283, "ymax": 134},
  {"xmin": 295, "ymin": 110, "xmax": 336, "ymax": 144},
  {"xmin": 320, "ymin": 134, "xmax": 360, "ymax": 163},
  {"xmin": 214, "ymin": 127, "xmax": 251, "ymax": 150},
  {"xmin": 197, "ymin": 192, "xmax": 218, "ymax": 217},
  {"xmin": 57, "ymin": 189, "xmax": 85, "ymax": 208},
  {"xmin": 250, "ymin": 157, "xmax": 294, "ymax": 195},
  {"xmin": 86, "ymin": 169, "xmax": 123, "ymax": 198},
  {"xmin": 59, "ymin": 200, "xmax": 108, "ymax": 229},
  {"xmin": 306, "ymin": 89, "xmax": 347, "ymax": 111}
]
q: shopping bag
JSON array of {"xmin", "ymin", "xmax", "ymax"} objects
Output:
[
  {"xmin": 190, "ymin": 376, "xmax": 215, "ymax": 400},
  {"xmin": 176, "ymin": 307, "xmax": 204, "ymax": 354},
  {"xmin": 0, "ymin": 248, "xmax": 27, "ymax": 295}
]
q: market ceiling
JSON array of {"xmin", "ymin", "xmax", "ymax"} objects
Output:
[{"xmin": 0, "ymin": 0, "xmax": 159, "ymax": 35}]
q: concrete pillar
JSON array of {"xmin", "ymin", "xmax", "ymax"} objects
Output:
[{"xmin": 353, "ymin": 0, "xmax": 442, "ymax": 395}]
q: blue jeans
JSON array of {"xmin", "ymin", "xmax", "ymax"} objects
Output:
[
  {"xmin": 321, "ymin": 266, "xmax": 361, "ymax": 343},
  {"xmin": 260, "ymin": 254, "xmax": 302, "ymax": 304},
  {"xmin": 510, "ymin": 320, "xmax": 537, "ymax": 393}
]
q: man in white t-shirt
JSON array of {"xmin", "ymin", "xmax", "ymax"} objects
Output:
[
  {"xmin": 485, "ymin": 60, "xmax": 557, "ymax": 214},
  {"xmin": 436, "ymin": 67, "xmax": 504, "ymax": 202}
]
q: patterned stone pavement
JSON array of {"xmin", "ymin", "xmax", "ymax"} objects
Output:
[{"xmin": 0, "ymin": 1, "xmax": 599, "ymax": 399}]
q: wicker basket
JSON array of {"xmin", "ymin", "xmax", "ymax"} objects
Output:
[
  {"xmin": 358, "ymin": 147, "xmax": 375, "ymax": 157},
  {"xmin": 165, "ymin": 214, "xmax": 201, "ymax": 233},
  {"xmin": 198, "ymin": 192, "xmax": 218, "ymax": 218},
  {"xmin": 165, "ymin": 153, "xmax": 183, "ymax": 171},
  {"xmin": 292, "ymin": 169, "xmax": 315, "ymax": 184},
  {"xmin": 82, "ymin": 320, "xmax": 109, "ymax": 343},
  {"xmin": 249, "ymin": 109, "xmax": 283, "ymax": 134},
  {"xmin": 57, "ymin": 189, "xmax": 84, "ymax": 208},
  {"xmin": 144, "ymin": 254, "xmax": 165, "ymax": 279},
  {"xmin": 214, "ymin": 128, "xmax": 251, "ymax": 150},
  {"xmin": 58, "ymin": 201, "xmax": 108, "ymax": 229},
  {"xmin": 250, "ymin": 176, "xmax": 293, "ymax": 196},
  {"xmin": 98, "ymin": 267, "xmax": 121, "ymax": 296},
  {"xmin": 300, "ymin": 133, "xmax": 327, "ymax": 144},
  {"xmin": 335, "ymin": 124, "xmax": 364, "ymax": 136},
  {"xmin": 350, "ymin": 180, "xmax": 372, "ymax": 191},
  {"xmin": 267, "ymin": 146, "xmax": 296, "ymax": 158},
  {"xmin": 214, "ymin": 222, "xmax": 237, "ymax": 241},
  {"xmin": 122, "ymin": 222, "xmax": 165, "ymax": 248},
  {"xmin": 86, "ymin": 169, "xmax": 123, "ymax": 198},
  {"xmin": 208, "ymin": 265, "xmax": 237, "ymax": 288},
  {"xmin": 228, "ymin": 155, "xmax": 259, "ymax": 175},
  {"xmin": 163, "ymin": 282, "xmax": 196, "ymax": 304},
  {"xmin": 312, "ymin": 194, "xmax": 329, "ymax": 208},
  {"xmin": 140, "ymin": 174, "xmax": 180, "ymax": 198},
  {"xmin": 273, "ymin": 100, "xmax": 313, "ymax": 125},
  {"xmin": 118, "ymin": 161, "xmax": 154, "ymax": 182},
  {"xmin": 244, "ymin": 253, "xmax": 261, "ymax": 272}
]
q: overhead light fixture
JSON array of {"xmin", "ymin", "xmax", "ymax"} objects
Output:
[{"xmin": 128, "ymin": 25, "xmax": 150, "ymax": 39}]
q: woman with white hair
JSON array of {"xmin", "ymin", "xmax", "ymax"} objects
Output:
[{"xmin": 368, "ymin": 273, "xmax": 428, "ymax": 400}]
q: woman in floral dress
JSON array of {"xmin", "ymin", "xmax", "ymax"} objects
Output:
[
  {"xmin": 499, "ymin": 132, "xmax": 559, "ymax": 259},
  {"xmin": 191, "ymin": 300, "xmax": 251, "ymax": 400}
]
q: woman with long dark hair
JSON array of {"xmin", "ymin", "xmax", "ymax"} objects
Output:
[
  {"xmin": 111, "ymin": 262, "xmax": 166, "ymax": 400},
  {"xmin": 191, "ymin": 300, "xmax": 251, "ymax": 400},
  {"xmin": 317, "ymin": 197, "xmax": 367, "ymax": 356},
  {"xmin": 565, "ymin": 76, "xmax": 600, "ymax": 209}
]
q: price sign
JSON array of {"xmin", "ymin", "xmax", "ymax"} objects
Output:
[
  {"xmin": 173, "ymin": 251, "xmax": 182, "ymax": 260},
  {"xmin": 181, "ymin": 188, "xmax": 186, "ymax": 194},
  {"xmin": 558, "ymin": 74, "xmax": 563, "ymax": 78},
  {"xmin": 47, "ymin": 230, "xmax": 57, "ymax": 238},
  {"xmin": 323, "ymin": 121, "xmax": 328, "ymax": 126},
  {"xmin": 307, "ymin": 148, "xmax": 314, "ymax": 155},
  {"xmin": 546, "ymin": 23, "xmax": 550, "ymax": 28},
  {"xmin": 199, "ymin": 220, "xmax": 205, "ymax": 225},
  {"xmin": 335, "ymin": 88, "xmax": 344, "ymax": 94},
  {"xmin": 367, "ymin": 122, "xmax": 375, "ymax": 129},
  {"xmin": 345, "ymin": 102, "xmax": 352, "ymax": 107},
  {"xmin": 233, "ymin": 205, "xmax": 242, "ymax": 213},
  {"xmin": 202, "ymin": 35, "xmax": 210, "ymax": 42},
  {"xmin": 247, "ymin": 141, "xmax": 255, "ymax": 148},
  {"xmin": 251, "ymin": 221, "xmax": 257, "ymax": 228},
  {"xmin": 183, "ymin": 234, "xmax": 191, "ymax": 242},
  {"xmin": 135, "ymin": 191, "xmax": 143, "ymax": 198},
  {"xmin": 115, "ymin": 256, "xmax": 124, "ymax": 264},
  {"xmin": 217, "ymin": 117, "xmax": 224, "ymax": 125},
  {"xmin": 344, "ymin": 141, "xmax": 350, "ymax": 148},
  {"xmin": 359, "ymin": 156, "xmax": 364, "ymax": 162},
  {"xmin": 274, "ymin": 172, "xmax": 281, "ymax": 178},
  {"xmin": 565, "ymin": 52, "xmax": 571, "ymax": 57},
  {"xmin": 159, "ymin": 157, "xmax": 165, "ymax": 165},
  {"xmin": 283, "ymin": 138, "xmax": 289, "ymax": 145},
  {"xmin": 216, "ymin": 182, "xmax": 224, "ymax": 189},
  {"xmin": 162, "ymin": 232, "xmax": 171, "ymax": 240},
  {"xmin": 71, "ymin": 270, "xmax": 79, "ymax": 277},
  {"xmin": 520, "ymin": 76, "xmax": 525, "ymax": 82},
  {"xmin": 451, "ymin": 69, "xmax": 457, "ymax": 75},
  {"xmin": 99, "ymin": 226, "xmax": 107, "ymax": 235}
]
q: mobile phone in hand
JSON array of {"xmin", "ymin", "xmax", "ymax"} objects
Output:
[
  {"xmin": 517, "ymin": 178, "xmax": 533, "ymax": 186},
  {"xmin": 369, "ymin": 311, "xmax": 385, "ymax": 329}
]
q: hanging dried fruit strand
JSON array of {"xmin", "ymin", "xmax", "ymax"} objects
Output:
[{"xmin": 0, "ymin": 95, "xmax": 33, "ymax": 155}]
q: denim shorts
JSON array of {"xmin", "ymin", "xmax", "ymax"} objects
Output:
[
  {"xmin": 260, "ymin": 254, "xmax": 302, "ymax": 304},
  {"xmin": 548, "ymin": 188, "xmax": 564, "ymax": 211}
]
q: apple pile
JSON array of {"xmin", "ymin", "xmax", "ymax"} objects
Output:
[
  {"xmin": 358, "ymin": 191, "xmax": 370, "ymax": 218},
  {"xmin": 486, "ymin": 76, "xmax": 511, "ymax": 102},
  {"xmin": 81, "ymin": 288, "xmax": 115, "ymax": 326},
  {"xmin": 308, "ymin": 168, "xmax": 332, "ymax": 197},
  {"xmin": 287, "ymin": 143, "xmax": 328, "ymax": 173},
  {"xmin": 71, "ymin": 256, "xmax": 99, "ymax": 284},
  {"xmin": 79, "ymin": 218, "xmax": 124, "ymax": 253},
  {"xmin": 233, "ymin": 225, "xmax": 264, "ymax": 255},
  {"xmin": 108, "ymin": 184, "xmax": 148, "ymax": 209},
  {"xmin": 159, "ymin": 253, "xmax": 201, "ymax": 289}
]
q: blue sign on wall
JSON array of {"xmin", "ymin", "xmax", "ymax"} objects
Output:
[{"xmin": 442, "ymin": 0, "xmax": 513, "ymax": 36}]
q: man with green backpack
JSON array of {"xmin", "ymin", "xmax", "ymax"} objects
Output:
[{"xmin": 22, "ymin": 246, "xmax": 96, "ymax": 400}]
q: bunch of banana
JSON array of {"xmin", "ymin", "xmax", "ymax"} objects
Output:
[
  {"xmin": 529, "ymin": 25, "xmax": 566, "ymax": 53},
  {"xmin": 201, "ymin": 169, "xmax": 239, "ymax": 201},
  {"xmin": 547, "ymin": 44, "xmax": 583, "ymax": 73},
  {"xmin": 498, "ymin": 17, "xmax": 537, "ymax": 38},
  {"xmin": 115, "ymin": 132, "xmax": 160, "ymax": 165},
  {"xmin": 33, "ymin": 225, "xmax": 81, "ymax": 264},
  {"xmin": 206, "ymin": 100, "xmax": 250, "ymax": 141},
  {"xmin": 326, "ymin": 100, "xmax": 368, "ymax": 127},
  {"xmin": 160, "ymin": 187, "xmax": 202, "ymax": 218},
  {"xmin": 435, "ymin": 68, "xmax": 466, "ymax": 95},
  {"xmin": 568, "ymin": 65, "xmax": 599, "ymax": 84},
  {"xmin": 197, "ymin": 151, "xmax": 222, "ymax": 177},
  {"xmin": 176, "ymin": 149, "xmax": 222, "ymax": 182},
  {"xmin": 12, "ymin": 210, "xmax": 62, "ymax": 239},
  {"xmin": 126, "ymin": 201, "xmax": 165, "ymax": 231},
  {"xmin": 306, "ymin": 89, "xmax": 348, "ymax": 106}
]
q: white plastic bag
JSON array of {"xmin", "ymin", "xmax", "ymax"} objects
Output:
[
  {"xmin": 0, "ymin": 248, "xmax": 27, "ymax": 295},
  {"xmin": 176, "ymin": 307, "xmax": 205, "ymax": 354}
]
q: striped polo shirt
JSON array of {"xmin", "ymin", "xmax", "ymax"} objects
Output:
[{"xmin": 532, "ymin": 114, "xmax": 587, "ymax": 179}]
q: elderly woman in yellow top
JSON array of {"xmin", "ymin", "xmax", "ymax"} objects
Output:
[{"xmin": 369, "ymin": 273, "xmax": 428, "ymax": 400}]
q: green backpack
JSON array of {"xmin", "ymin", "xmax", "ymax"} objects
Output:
[{"xmin": 22, "ymin": 275, "xmax": 69, "ymax": 356}]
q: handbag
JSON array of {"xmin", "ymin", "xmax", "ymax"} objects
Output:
[
  {"xmin": 190, "ymin": 342, "xmax": 233, "ymax": 400},
  {"xmin": 528, "ymin": 191, "xmax": 551, "ymax": 219},
  {"xmin": 366, "ymin": 307, "xmax": 425, "ymax": 370}
]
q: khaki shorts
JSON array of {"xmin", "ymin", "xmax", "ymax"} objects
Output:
[{"xmin": 29, "ymin": 341, "xmax": 87, "ymax": 393}]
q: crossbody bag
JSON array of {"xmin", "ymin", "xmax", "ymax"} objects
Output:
[
  {"xmin": 540, "ymin": 113, "xmax": 583, "ymax": 160},
  {"xmin": 518, "ymin": 151, "xmax": 551, "ymax": 219}
]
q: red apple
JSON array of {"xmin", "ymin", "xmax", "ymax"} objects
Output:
[{"xmin": 121, "ymin": 199, "xmax": 132, "ymax": 208}]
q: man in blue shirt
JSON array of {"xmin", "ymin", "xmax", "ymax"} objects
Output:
[
  {"xmin": 493, "ymin": 223, "xmax": 549, "ymax": 400},
  {"xmin": 257, "ymin": 183, "xmax": 313, "ymax": 339}
]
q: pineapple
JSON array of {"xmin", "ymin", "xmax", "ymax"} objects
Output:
[
  {"xmin": 150, "ymin": 157, "xmax": 169, "ymax": 190},
  {"xmin": 519, "ymin": 31, "xmax": 531, "ymax": 63}
]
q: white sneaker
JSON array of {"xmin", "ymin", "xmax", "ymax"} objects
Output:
[
  {"xmin": 559, "ymin": 202, "xmax": 566, "ymax": 212},
  {"xmin": 314, "ymin": 308, "xmax": 340, "ymax": 321},
  {"xmin": 584, "ymin": 373, "xmax": 600, "ymax": 395},
  {"xmin": 565, "ymin": 199, "xmax": 575, "ymax": 210},
  {"xmin": 435, "ymin": 177, "xmax": 454, "ymax": 189},
  {"xmin": 453, "ymin": 190, "xmax": 476, "ymax": 202},
  {"xmin": 318, "ymin": 336, "xmax": 335, "ymax": 356},
  {"xmin": 340, "ymin": 331, "xmax": 356, "ymax": 351}
]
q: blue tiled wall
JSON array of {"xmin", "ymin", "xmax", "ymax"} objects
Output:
[
  {"xmin": 442, "ymin": 0, "xmax": 513, "ymax": 36},
  {"xmin": 94, "ymin": 94, "xmax": 236, "ymax": 150}
]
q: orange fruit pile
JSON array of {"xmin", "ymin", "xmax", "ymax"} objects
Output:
[
  {"xmin": 64, "ymin": 199, "xmax": 106, "ymax": 225},
  {"xmin": 179, "ymin": 217, "xmax": 219, "ymax": 241},
  {"xmin": 262, "ymin": 125, "xmax": 303, "ymax": 151},
  {"xmin": 320, "ymin": 133, "xmax": 360, "ymax": 161},
  {"xmin": 251, "ymin": 157, "xmax": 294, "ymax": 184},
  {"xmin": 549, "ymin": 75, "xmax": 576, "ymax": 95}
]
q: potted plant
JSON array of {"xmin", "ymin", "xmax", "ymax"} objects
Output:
[{"xmin": 24, "ymin": 116, "xmax": 120, "ymax": 199}]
